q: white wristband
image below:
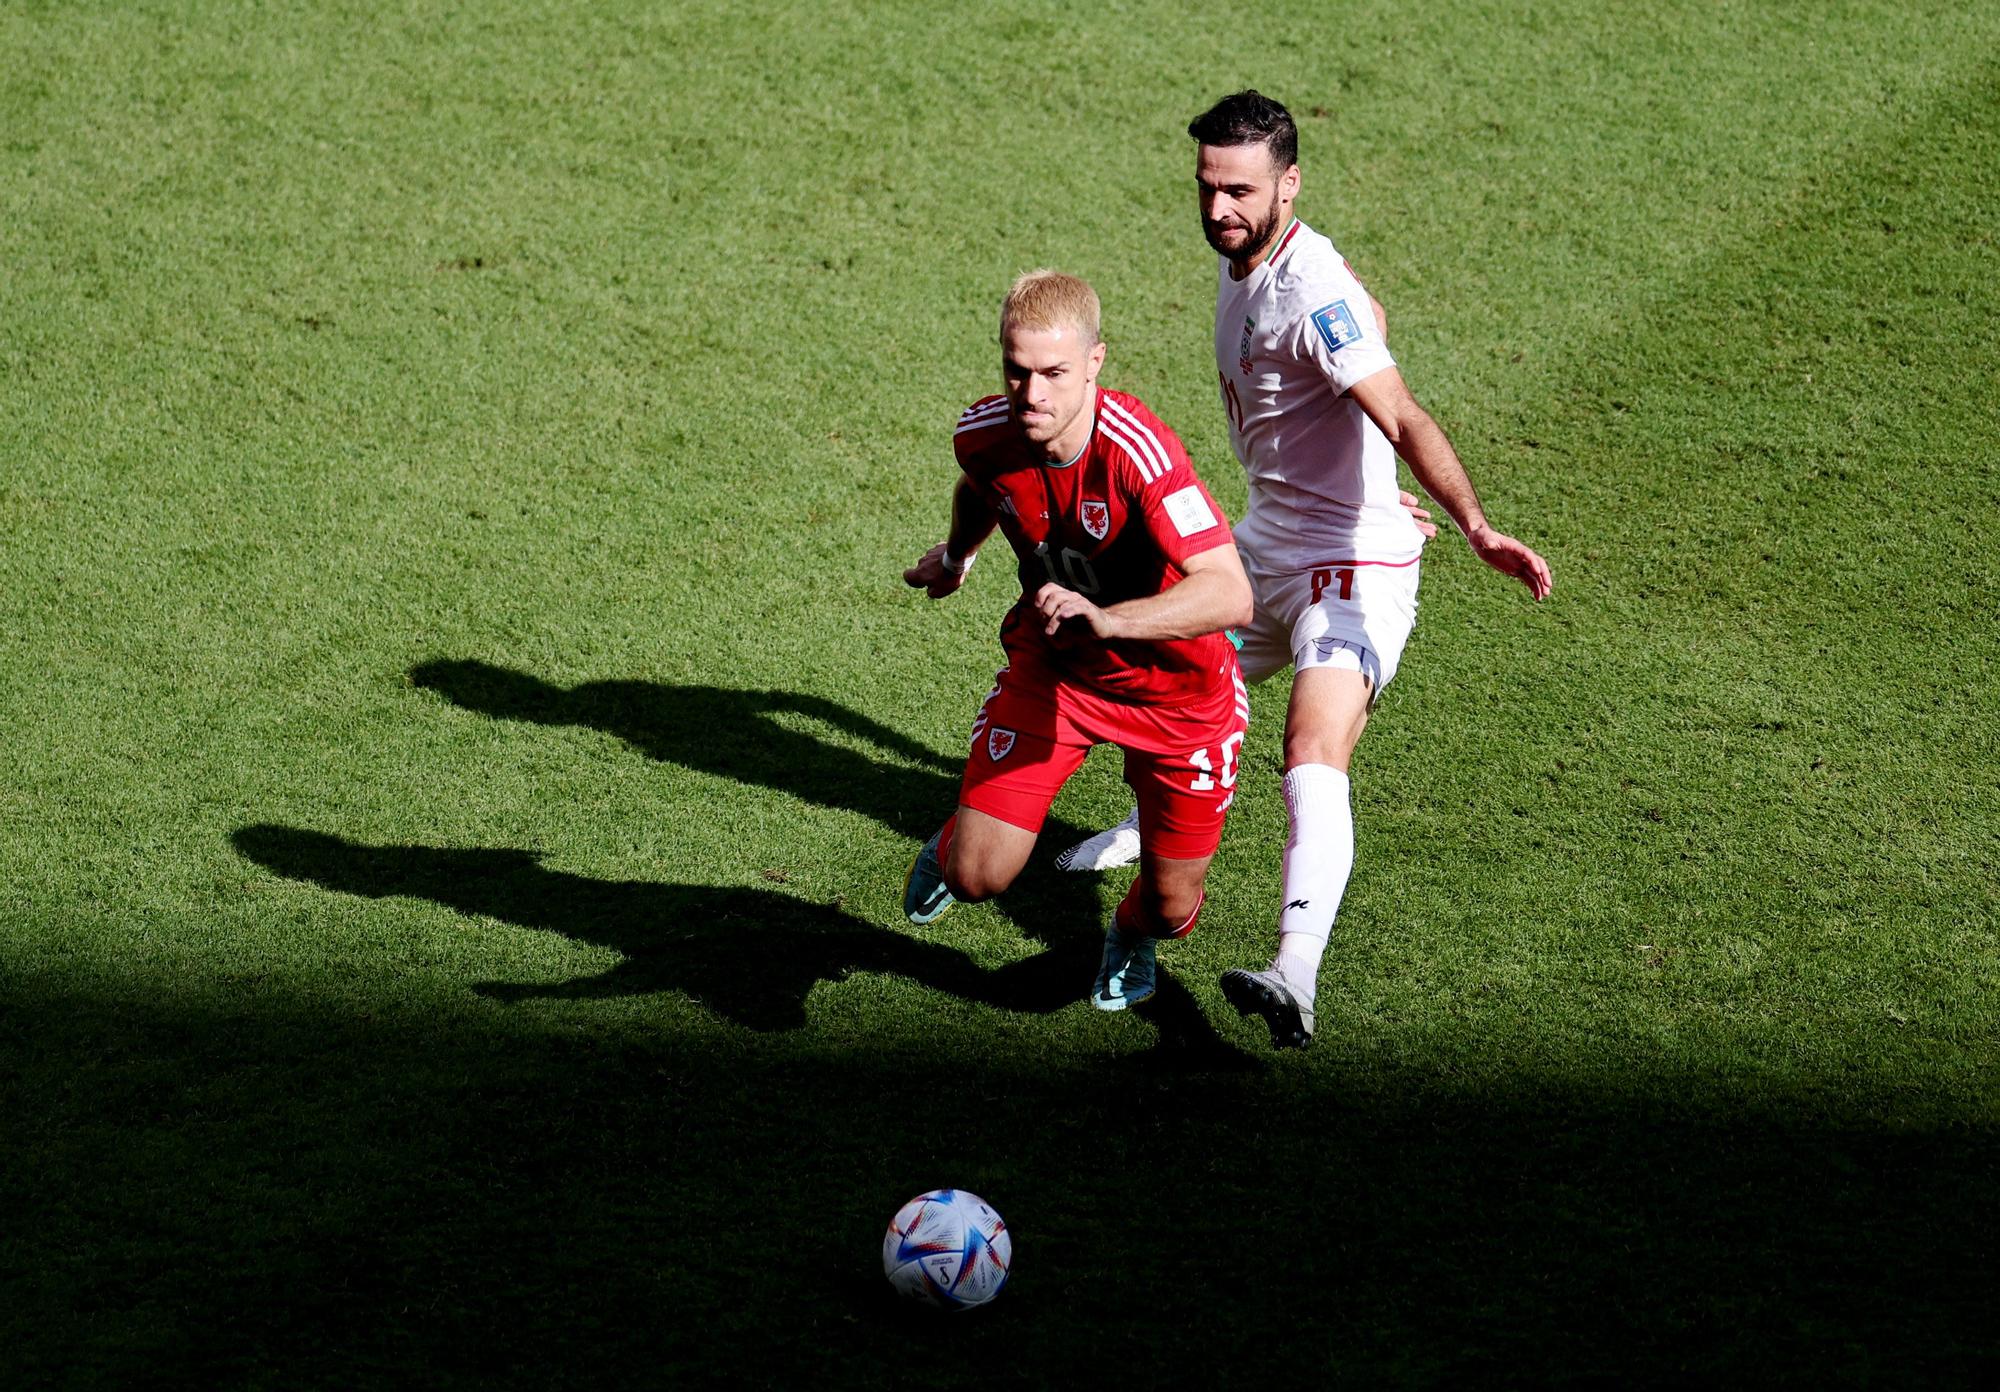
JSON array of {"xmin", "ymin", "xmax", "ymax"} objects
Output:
[{"xmin": 941, "ymin": 547, "xmax": 977, "ymax": 576}]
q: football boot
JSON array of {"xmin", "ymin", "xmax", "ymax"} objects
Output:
[
  {"xmin": 1091, "ymin": 925, "xmax": 1158, "ymax": 1011},
  {"xmin": 1220, "ymin": 966, "xmax": 1315, "ymax": 1049},
  {"xmin": 902, "ymin": 828, "xmax": 955, "ymax": 924}
]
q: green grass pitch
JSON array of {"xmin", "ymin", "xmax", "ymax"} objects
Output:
[{"xmin": 3, "ymin": 0, "xmax": 1996, "ymax": 1384}]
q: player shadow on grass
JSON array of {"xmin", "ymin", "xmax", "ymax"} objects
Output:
[
  {"xmin": 232, "ymin": 825, "xmax": 1245, "ymax": 1063},
  {"xmin": 409, "ymin": 659, "xmax": 966, "ymax": 844},
  {"xmin": 405, "ymin": 659, "xmax": 1218, "ymax": 1025}
]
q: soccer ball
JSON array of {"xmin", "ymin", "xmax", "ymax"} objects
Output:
[{"xmin": 881, "ymin": 1188, "xmax": 1011, "ymax": 1309}]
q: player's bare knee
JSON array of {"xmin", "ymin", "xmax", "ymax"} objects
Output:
[
  {"xmin": 944, "ymin": 861, "xmax": 1010, "ymax": 903},
  {"xmin": 1282, "ymin": 733, "xmax": 1348, "ymax": 770},
  {"xmin": 1282, "ymin": 713, "xmax": 1366, "ymax": 770},
  {"xmin": 941, "ymin": 864, "xmax": 984, "ymax": 901}
]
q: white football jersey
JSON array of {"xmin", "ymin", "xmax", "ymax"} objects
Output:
[{"xmin": 1214, "ymin": 218, "xmax": 1423, "ymax": 570}]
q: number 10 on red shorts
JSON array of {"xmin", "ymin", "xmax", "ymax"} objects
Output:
[{"xmin": 960, "ymin": 656, "xmax": 1250, "ymax": 862}]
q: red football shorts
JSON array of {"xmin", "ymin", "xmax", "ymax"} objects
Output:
[{"xmin": 958, "ymin": 652, "xmax": 1249, "ymax": 861}]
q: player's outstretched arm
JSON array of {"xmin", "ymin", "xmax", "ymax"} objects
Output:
[
  {"xmin": 1348, "ymin": 368, "xmax": 1552, "ymax": 601},
  {"xmin": 903, "ymin": 476, "xmax": 999, "ymax": 600},
  {"xmin": 1034, "ymin": 543, "xmax": 1254, "ymax": 642}
]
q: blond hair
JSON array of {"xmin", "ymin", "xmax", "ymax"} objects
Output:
[{"xmin": 1000, "ymin": 269, "xmax": 1101, "ymax": 345}]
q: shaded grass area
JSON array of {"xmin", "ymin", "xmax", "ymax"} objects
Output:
[
  {"xmin": 7, "ymin": 978, "xmax": 1993, "ymax": 1388},
  {"xmin": 3, "ymin": 0, "xmax": 1998, "ymax": 1385}
]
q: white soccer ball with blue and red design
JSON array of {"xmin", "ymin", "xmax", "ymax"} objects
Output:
[{"xmin": 881, "ymin": 1188, "xmax": 1011, "ymax": 1309}]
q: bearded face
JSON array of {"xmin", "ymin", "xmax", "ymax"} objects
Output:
[{"xmin": 1195, "ymin": 142, "xmax": 1296, "ymax": 266}]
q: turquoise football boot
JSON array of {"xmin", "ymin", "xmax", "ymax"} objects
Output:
[
  {"xmin": 903, "ymin": 828, "xmax": 955, "ymax": 924},
  {"xmin": 1091, "ymin": 925, "xmax": 1157, "ymax": 1011}
]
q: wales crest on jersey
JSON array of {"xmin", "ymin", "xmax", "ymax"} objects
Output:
[
  {"xmin": 987, "ymin": 727, "xmax": 1017, "ymax": 761},
  {"xmin": 1080, "ymin": 499, "xmax": 1110, "ymax": 541}
]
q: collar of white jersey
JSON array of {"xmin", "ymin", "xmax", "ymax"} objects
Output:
[{"xmin": 1230, "ymin": 217, "xmax": 1305, "ymax": 284}]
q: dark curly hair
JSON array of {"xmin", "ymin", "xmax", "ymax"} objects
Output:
[{"xmin": 1186, "ymin": 90, "xmax": 1298, "ymax": 171}]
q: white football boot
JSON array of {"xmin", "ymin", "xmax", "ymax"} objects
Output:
[
  {"xmin": 1220, "ymin": 966, "xmax": 1315, "ymax": 1049},
  {"xmin": 1055, "ymin": 806, "xmax": 1142, "ymax": 872}
]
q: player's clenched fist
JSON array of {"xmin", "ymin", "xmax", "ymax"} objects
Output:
[
  {"xmin": 903, "ymin": 542, "xmax": 977, "ymax": 599},
  {"xmin": 1034, "ymin": 582, "xmax": 1117, "ymax": 640}
]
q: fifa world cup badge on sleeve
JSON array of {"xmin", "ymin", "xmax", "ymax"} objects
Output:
[
  {"xmin": 1163, "ymin": 486, "xmax": 1218, "ymax": 538},
  {"xmin": 1310, "ymin": 300, "xmax": 1364, "ymax": 353}
]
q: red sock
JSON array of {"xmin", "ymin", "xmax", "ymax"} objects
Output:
[
  {"xmin": 936, "ymin": 814, "xmax": 957, "ymax": 873},
  {"xmin": 1115, "ymin": 882, "xmax": 1205, "ymax": 939}
]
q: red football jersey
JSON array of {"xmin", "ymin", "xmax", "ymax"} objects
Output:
[{"xmin": 952, "ymin": 387, "xmax": 1237, "ymax": 706}]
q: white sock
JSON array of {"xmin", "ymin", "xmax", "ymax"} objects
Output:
[{"xmin": 1272, "ymin": 763, "xmax": 1353, "ymax": 1005}]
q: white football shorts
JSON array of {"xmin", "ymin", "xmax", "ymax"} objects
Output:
[{"xmin": 1232, "ymin": 557, "xmax": 1420, "ymax": 698}]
